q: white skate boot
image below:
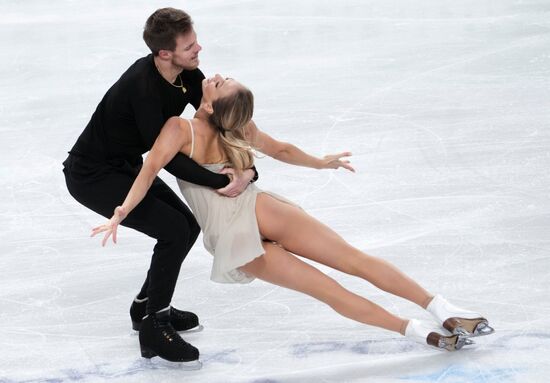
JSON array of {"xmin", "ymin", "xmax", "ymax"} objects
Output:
[
  {"xmin": 405, "ymin": 319, "xmax": 474, "ymax": 351},
  {"xmin": 427, "ymin": 295, "xmax": 494, "ymax": 337}
]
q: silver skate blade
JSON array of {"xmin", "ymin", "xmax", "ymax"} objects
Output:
[
  {"xmin": 445, "ymin": 317, "xmax": 494, "ymax": 337},
  {"xmin": 176, "ymin": 360, "xmax": 202, "ymax": 370},
  {"xmin": 449, "ymin": 335, "xmax": 475, "ymax": 351},
  {"xmin": 459, "ymin": 336, "xmax": 475, "ymax": 348},
  {"xmin": 142, "ymin": 358, "xmax": 203, "ymax": 370},
  {"xmin": 433, "ymin": 334, "xmax": 475, "ymax": 351},
  {"xmin": 474, "ymin": 322, "xmax": 495, "ymax": 336},
  {"xmin": 178, "ymin": 324, "xmax": 204, "ymax": 334},
  {"xmin": 453, "ymin": 322, "xmax": 494, "ymax": 337}
]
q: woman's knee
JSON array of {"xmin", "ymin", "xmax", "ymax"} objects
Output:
[{"xmin": 335, "ymin": 249, "xmax": 371, "ymax": 277}]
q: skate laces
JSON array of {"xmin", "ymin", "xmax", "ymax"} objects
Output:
[
  {"xmin": 152, "ymin": 316, "xmax": 188, "ymax": 345},
  {"xmin": 161, "ymin": 327, "xmax": 178, "ymax": 342},
  {"xmin": 157, "ymin": 320, "xmax": 185, "ymax": 344}
]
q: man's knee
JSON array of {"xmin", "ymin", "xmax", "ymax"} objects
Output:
[
  {"xmin": 160, "ymin": 215, "xmax": 196, "ymax": 247},
  {"xmin": 189, "ymin": 218, "xmax": 200, "ymax": 243}
]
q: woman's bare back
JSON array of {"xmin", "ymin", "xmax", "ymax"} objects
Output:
[{"xmin": 179, "ymin": 118, "xmax": 227, "ymax": 165}]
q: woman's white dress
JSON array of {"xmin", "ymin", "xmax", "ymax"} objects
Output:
[{"xmin": 176, "ymin": 122, "xmax": 295, "ymax": 283}]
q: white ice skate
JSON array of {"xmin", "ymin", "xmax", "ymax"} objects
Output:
[
  {"xmin": 405, "ymin": 319, "xmax": 474, "ymax": 351},
  {"xmin": 427, "ymin": 295, "xmax": 494, "ymax": 337}
]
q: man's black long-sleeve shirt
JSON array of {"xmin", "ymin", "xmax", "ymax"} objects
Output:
[{"xmin": 69, "ymin": 54, "xmax": 230, "ymax": 188}]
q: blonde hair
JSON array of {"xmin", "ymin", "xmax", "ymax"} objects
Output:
[{"xmin": 208, "ymin": 86, "xmax": 255, "ymax": 172}]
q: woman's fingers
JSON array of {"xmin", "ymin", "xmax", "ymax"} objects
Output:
[
  {"xmin": 92, "ymin": 207, "xmax": 126, "ymax": 247},
  {"xmin": 323, "ymin": 152, "xmax": 355, "ymax": 172},
  {"xmin": 324, "ymin": 152, "xmax": 353, "ymax": 164},
  {"xmin": 91, "ymin": 225, "xmax": 108, "ymax": 237},
  {"xmin": 341, "ymin": 161, "xmax": 355, "ymax": 172},
  {"xmin": 329, "ymin": 151, "xmax": 352, "ymax": 160},
  {"xmin": 91, "ymin": 222, "xmax": 118, "ymax": 246},
  {"xmin": 101, "ymin": 231, "xmax": 112, "ymax": 247}
]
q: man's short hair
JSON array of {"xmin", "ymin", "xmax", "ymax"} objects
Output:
[{"xmin": 143, "ymin": 8, "xmax": 193, "ymax": 55}]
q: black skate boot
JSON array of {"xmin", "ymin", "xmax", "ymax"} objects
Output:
[
  {"xmin": 139, "ymin": 310, "xmax": 201, "ymax": 368},
  {"xmin": 130, "ymin": 298, "xmax": 202, "ymax": 332}
]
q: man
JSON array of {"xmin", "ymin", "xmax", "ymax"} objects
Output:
[{"xmin": 62, "ymin": 8, "xmax": 257, "ymax": 366}]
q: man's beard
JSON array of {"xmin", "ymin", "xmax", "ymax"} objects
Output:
[{"xmin": 173, "ymin": 57, "xmax": 199, "ymax": 71}]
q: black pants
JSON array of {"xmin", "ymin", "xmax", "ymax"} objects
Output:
[{"xmin": 63, "ymin": 154, "xmax": 200, "ymax": 314}]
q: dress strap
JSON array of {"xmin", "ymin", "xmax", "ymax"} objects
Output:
[{"xmin": 187, "ymin": 119, "xmax": 195, "ymax": 159}]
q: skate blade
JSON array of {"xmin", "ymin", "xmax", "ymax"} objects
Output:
[
  {"xmin": 427, "ymin": 332, "xmax": 475, "ymax": 351},
  {"xmin": 141, "ymin": 352, "xmax": 202, "ymax": 370},
  {"xmin": 133, "ymin": 323, "xmax": 204, "ymax": 333},
  {"xmin": 142, "ymin": 357, "xmax": 203, "ymax": 370},
  {"xmin": 179, "ymin": 324, "xmax": 204, "ymax": 334},
  {"xmin": 140, "ymin": 347, "xmax": 202, "ymax": 370},
  {"xmin": 444, "ymin": 317, "xmax": 495, "ymax": 337}
]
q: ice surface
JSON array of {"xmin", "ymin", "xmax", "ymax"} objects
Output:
[{"xmin": 1, "ymin": 0, "xmax": 549, "ymax": 382}]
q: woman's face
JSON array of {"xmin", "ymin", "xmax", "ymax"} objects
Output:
[{"xmin": 202, "ymin": 74, "xmax": 241, "ymax": 103}]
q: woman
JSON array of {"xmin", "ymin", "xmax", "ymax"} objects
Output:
[{"xmin": 92, "ymin": 74, "xmax": 493, "ymax": 356}]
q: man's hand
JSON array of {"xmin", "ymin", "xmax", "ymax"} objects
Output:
[{"xmin": 216, "ymin": 168, "xmax": 255, "ymax": 197}]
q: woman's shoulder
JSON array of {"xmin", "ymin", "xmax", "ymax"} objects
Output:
[
  {"xmin": 160, "ymin": 117, "xmax": 193, "ymax": 144},
  {"xmin": 165, "ymin": 117, "xmax": 215, "ymax": 148}
]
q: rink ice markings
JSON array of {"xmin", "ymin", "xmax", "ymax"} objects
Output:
[
  {"xmin": 0, "ymin": 2, "xmax": 547, "ymax": 383},
  {"xmin": 311, "ymin": 27, "xmax": 550, "ymax": 206},
  {"xmin": 448, "ymin": 142, "xmax": 548, "ymax": 201},
  {"xmin": 312, "ymin": 193, "xmax": 488, "ymax": 241},
  {"xmin": 306, "ymin": 193, "xmax": 520, "ymax": 214},
  {"xmin": 399, "ymin": 364, "xmax": 524, "ymax": 383},
  {"xmin": 236, "ymin": 351, "xmax": 483, "ymax": 383},
  {"xmin": 206, "ymin": 299, "xmax": 293, "ymax": 326},
  {"xmin": 201, "ymin": 297, "xmax": 532, "ymax": 380}
]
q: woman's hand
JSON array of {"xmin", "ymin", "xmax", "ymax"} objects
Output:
[
  {"xmin": 320, "ymin": 152, "xmax": 355, "ymax": 172},
  {"xmin": 91, "ymin": 206, "xmax": 128, "ymax": 247}
]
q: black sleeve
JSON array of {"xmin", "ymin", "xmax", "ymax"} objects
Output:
[
  {"xmin": 131, "ymin": 81, "xmax": 230, "ymax": 188},
  {"xmin": 187, "ymin": 68, "xmax": 205, "ymax": 110},
  {"xmin": 250, "ymin": 165, "xmax": 259, "ymax": 183},
  {"xmin": 132, "ymin": 89, "xmax": 165, "ymax": 150},
  {"xmin": 164, "ymin": 153, "xmax": 230, "ymax": 188}
]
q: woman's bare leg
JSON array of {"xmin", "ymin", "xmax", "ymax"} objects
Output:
[
  {"xmin": 240, "ymin": 242, "xmax": 408, "ymax": 334},
  {"xmin": 255, "ymin": 193, "xmax": 434, "ymax": 309}
]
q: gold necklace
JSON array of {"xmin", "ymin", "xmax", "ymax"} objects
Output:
[
  {"xmin": 170, "ymin": 74, "xmax": 187, "ymax": 94},
  {"xmin": 156, "ymin": 64, "xmax": 187, "ymax": 94}
]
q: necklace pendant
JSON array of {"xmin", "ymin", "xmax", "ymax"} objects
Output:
[{"xmin": 182, "ymin": 86, "xmax": 187, "ymax": 94}]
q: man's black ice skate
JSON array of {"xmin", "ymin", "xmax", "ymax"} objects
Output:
[
  {"xmin": 139, "ymin": 310, "xmax": 201, "ymax": 369},
  {"xmin": 130, "ymin": 298, "xmax": 202, "ymax": 332}
]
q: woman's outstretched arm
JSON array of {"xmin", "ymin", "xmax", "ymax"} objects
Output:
[
  {"xmin": 91, "ymin": 117, "xmax": 189, "ymax": 246},
  {"xmin": 244, "ymin": 121, "xmax": 355, "ymax": 172},
  {"xmin": 124, "ymin": 118, "xmax": 188, "ymax": 211}
]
